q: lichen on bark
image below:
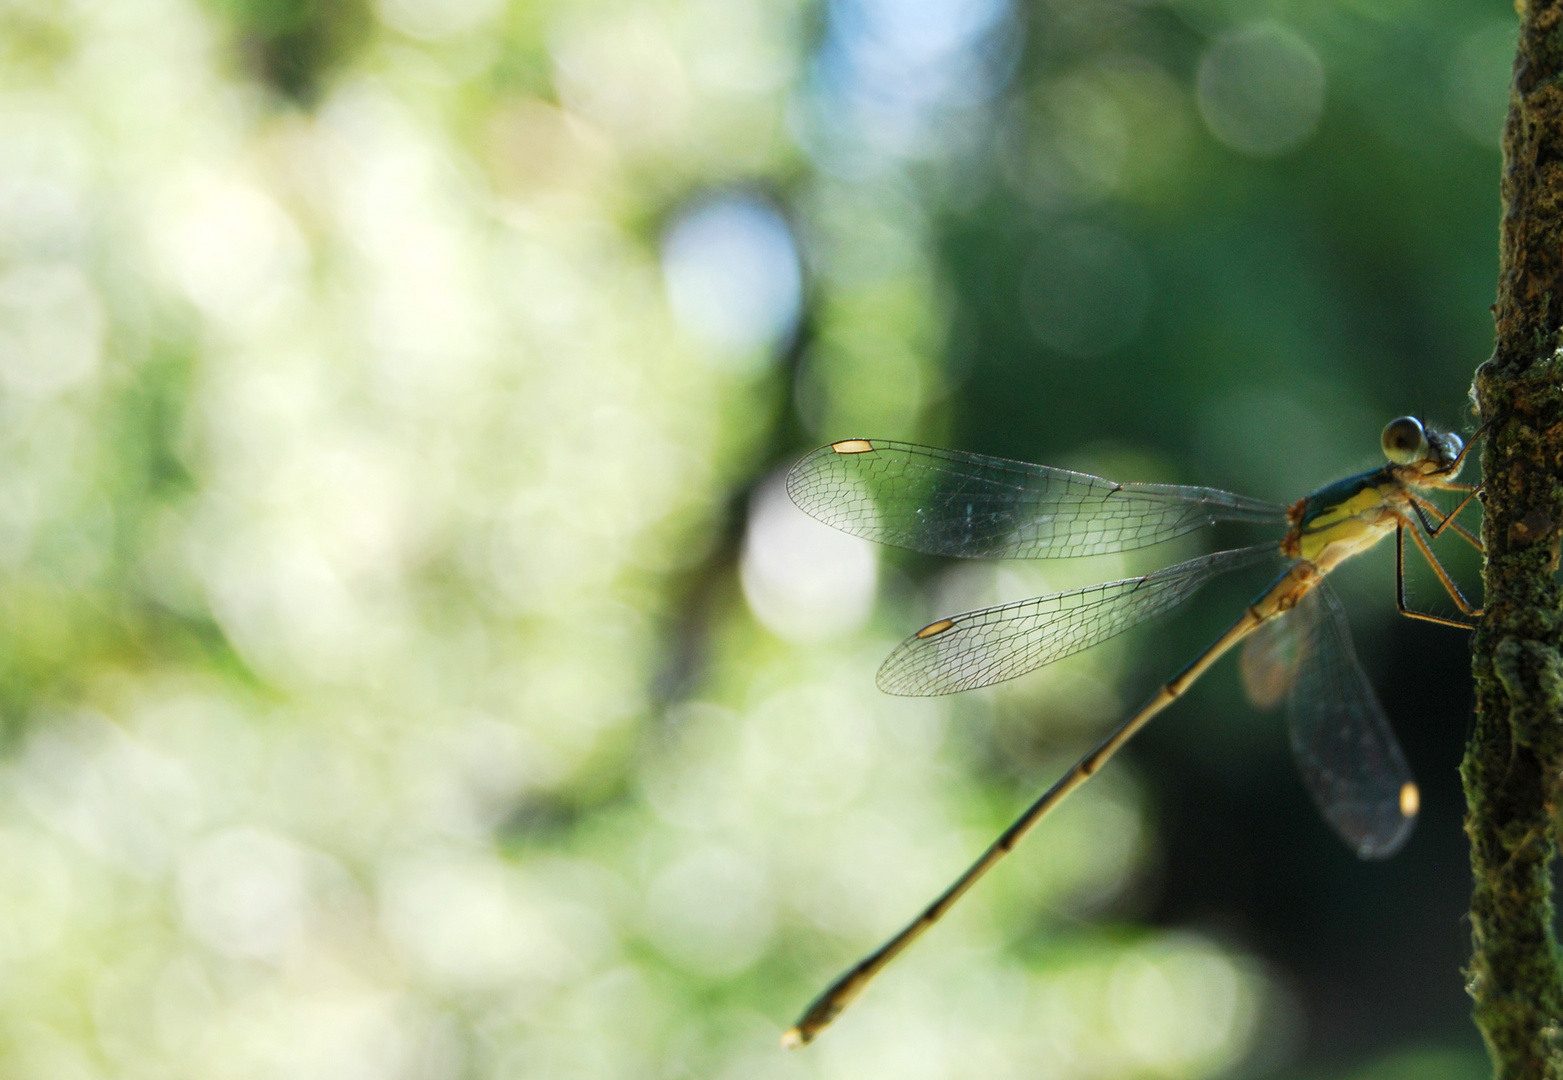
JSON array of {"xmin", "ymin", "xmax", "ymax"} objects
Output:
[{"xmin": 1465, "ymin": 1, "xmax": 1563, "ymax": 1075}]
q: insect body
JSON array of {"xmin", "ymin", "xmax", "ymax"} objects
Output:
[{"xmin": 781, "ymin": 415, "xmax": 1481, "ymax": 1047}]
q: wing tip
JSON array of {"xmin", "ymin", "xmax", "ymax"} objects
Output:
[
  {"xmin": 874, "ymin": 659, "xmax": 949, "ymax": 697},
  {"xmin": 786, "ymin": 440, "xmax": 876, "ymax": 506},
  {"xmin": 1350, "ymin": 799, "xmax": 1418, "ymax": 860},
  {"xmin": 873, "ymin": 670, "xmax": 918, "ymax": 696}
]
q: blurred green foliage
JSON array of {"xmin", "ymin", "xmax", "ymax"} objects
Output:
[{"xmin": 0, "ymin": 0, "xmax": 1514, "ymax": 1077}]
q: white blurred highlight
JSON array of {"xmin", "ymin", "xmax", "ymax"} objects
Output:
[
  {"xmin": 550, "ymin": 11, "xmax": 693, "ymax": 148},
  {"xmin": 644, "ymin": 844, "xmax": 774, "ymax": 977},
  {"xmin": 198, "ymin": 520, "xmax": 366, "ymax": 686},
  {"xmin": 742, "ymin": 683, "xmax": 879, "ymax": 818},
  {"xmin": 740, "ymin": 472, "xmax": 877, "ymax": 642},
  {"xmin": 378, "ymin": 854, "xmax": 611, "ymax": 991},
  {"xmin": 0, "ymin": 829, "xmax": 73, "ymax": 963},
  {"xmin": 177, "ymin": 829, "xmax": 309, "ymax": 960},
  {"xmin": 1018, "ymin": 935, "xmax": 1266, "ymax": 1075},
  {"xmin": 1108, "ymin": 941, "xmax": 1259, "ymax": 1071},
  {"xmin": 0, "ymin": 101, "xmax": 89, "ymax": 262},
  {"xmin": 1197, "ymin": 23, "xmax": 1325, "ymax": 158},
  {"xmin": 0, "ymin": 264, "xmax": 102, "ymax": 396},
  {"xmin": 661, "ymin": 195, "xmax": 802, "ymax": 365},
  {"xmin": 377, "ymin": 0, "xmax": 504, "ymax": 40},
  {"xmin": 157, "ymin": 174, "xmax": 306, "ymax": 326},
  {"xmin": 17, "ymin": 711, "xmax": 202, "ymax": 874}
]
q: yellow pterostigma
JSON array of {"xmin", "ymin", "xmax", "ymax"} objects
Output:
[{"xmin": 780, "ymin": 416, "xmax": 1482, "ymax": 1047}]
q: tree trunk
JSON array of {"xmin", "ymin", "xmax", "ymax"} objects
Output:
[{"xmin": 1465, "ymin": 2, "xmax": 1563, "ymax": 1075}]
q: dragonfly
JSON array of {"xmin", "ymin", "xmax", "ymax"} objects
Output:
[{"xmin": 780, "ymin": 416, "xmax": 1482, "ymax": 1048}]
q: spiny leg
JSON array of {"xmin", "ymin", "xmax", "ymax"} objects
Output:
[
  {"xmin": 1408, "ymin": 491, "xmax": 1483, "ymax": 551},
  {"xmin": 1396, "ymin": 522, "xmax": 1479, "ymax": 629},
  {"xmin": 1433, "ymin": 484, "xmax": 1484, "ymax": 534},
  {"xmin": 1407, "ymin": 523, "xmax": 1482, "ymax": 615}
]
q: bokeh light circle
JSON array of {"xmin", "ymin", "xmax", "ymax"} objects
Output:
[
  {"xmin": 661, "ymin": 194, "xmax": 803, "ymax": 368},
  {"xmin": 1447, "ymin": 21, "xmax": 1517, "ymax": 148},
  {"xmin": 1196, "ymin": 23, "xmax": 1325, "ymax": 158}
]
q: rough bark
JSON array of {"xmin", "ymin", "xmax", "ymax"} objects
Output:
[{"xmin": 1465, "ymin": 2, "xmax": 1563, "ymax": 1075}]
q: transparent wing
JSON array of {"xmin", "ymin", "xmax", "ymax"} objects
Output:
[
  {"xmin": 1285, "ymin": 582, "xmax": 1417, "ymax": 859},
  {"xmin": 1240, "ymin": 611, "xmax": 1301, "ymax": 711},
  {"xmin": 787, "ymin": 439, "xmax": 1289, "ymax": 561},
  {"xmin": 878, "ymin": 544, "xmax": 1277, "ymax": 696}
]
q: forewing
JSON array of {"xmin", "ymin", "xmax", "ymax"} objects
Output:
[
  {"xmin": 878, "ymin": 545, "xmax": 1276, "ymax": 696},
  {"xmin": 1286, "ymin": 582, "xmax": 1417, "ymax": 859},
  {"xmin": 787, "ymin": 440, "xmax": 1289, "ymax": 560}
]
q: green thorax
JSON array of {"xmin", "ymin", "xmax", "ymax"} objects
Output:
[{"xmin": 1298, "ymin": 467, "xmax": 1395, "ymax": 531}]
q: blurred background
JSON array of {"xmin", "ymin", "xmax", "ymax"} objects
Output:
[{"xmin": 0, "ymin": 0, "xmax": 1513, "ymax": 1076}]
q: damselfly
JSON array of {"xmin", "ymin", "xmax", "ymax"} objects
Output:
[{"xmin": 780, "ymin": 416, "xmax": 1481, "ymax": 1047}]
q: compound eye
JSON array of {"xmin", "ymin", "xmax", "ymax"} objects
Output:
[{"xmin": 1381, "ymin": 416, "xmax": 1428, "ymax": 464}]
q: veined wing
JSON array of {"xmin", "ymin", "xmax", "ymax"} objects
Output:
[
  {"xmin": 787, "ymin": 440, "xmax": 1289, "ymax": 561},
  {"xmin": 1284, "ymin": 582, "xmax": 1417, "ymax": 859},
  {"xmin": 878, "ymin": 545, "xmax": 1277, "ymax": 696},
  {"xmin": 1239, "ymin": 604, "xmax": 1303, "ymax": 711}
]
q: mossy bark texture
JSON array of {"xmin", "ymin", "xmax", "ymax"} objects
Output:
[{"xmin": 1466, "ymin": 2, "xmax": 1563, "ymax": 1074}]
